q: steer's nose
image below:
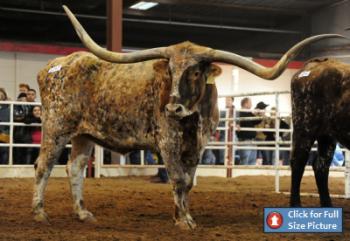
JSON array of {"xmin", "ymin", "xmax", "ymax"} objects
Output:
[{"xmin": 165, "ymin": 103, "xmax": 185, "ymax": 117}]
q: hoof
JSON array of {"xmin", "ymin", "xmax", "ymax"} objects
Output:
[
  {"xmin": 175, "ymin": 218, "xmax": 197, "ymax": 230},
  {"xmin": 34, "ymin": 211, "xmax": 50, "ymax": 224},
  {"xmin": 78, "ymin": 210, "xmax": 97, "ymax": 223}
]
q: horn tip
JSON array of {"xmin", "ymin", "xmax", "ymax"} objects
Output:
[{"xmin": 62, "ymin": 5, "xmax": 69, "ymax": 13}]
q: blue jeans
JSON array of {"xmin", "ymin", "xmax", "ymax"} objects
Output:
[
  {"xmin": 201, "ymin": 149, "xmax": 216, "ymax": 165},
  {"xmin": 238, "ymin": 149, "xmax": 257, "ymax": 165}
]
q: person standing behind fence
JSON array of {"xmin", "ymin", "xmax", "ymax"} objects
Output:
[
  {"xmin": 26, "ymin": 89, "xmax": 36, "ymax": 102},
  {"xmin": 13, "ymin": 93, "xmax": 31, "ymax": 164},
  {"xmin": 13, "ymin": 93, "xmax": 29, "ymax": 122},
  {"xmin": 254, "ymin": 102, "xmax": 273, "ymax": 165},
  {"xmin": 265, "ymin": 107, "xmax": 291, "ymax": 165},
  {"xmin": 18, "ymin": 83, "xmax": 30, "ymax": 95},
  {"xmin": 0, "ymin": 88, "xmax": 10, "ymax": 164},
  {"xmin": 24, "ymin": 105, "xmax": 42, "ymax": 164},
  {"xmin": 236, "ymin": 97, "xmax": 262, "ymax": 165}
]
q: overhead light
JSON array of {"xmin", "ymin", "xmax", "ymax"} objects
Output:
[{"xmin": 130, "ymin": 1, "xmax": 158, "ymax": 10}]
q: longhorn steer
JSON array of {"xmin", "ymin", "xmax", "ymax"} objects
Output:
[
  {"xmin": 290, "ymin": 57, "xmax": 350, "ymax": 207},
  {"xmin": 32, "ymin": 5, "xmax": 345, "ymax": 229}
]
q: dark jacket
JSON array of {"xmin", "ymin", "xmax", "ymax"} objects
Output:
[
  {"xmin": 13, "ymin": 108, "xmax": 38, "ymax": 144},
  {"xmin": 0, "ymin": 104, "xmax": 10, "ymax": 143},
  {"xmin": 236, "ymin": 111, "xmax": 261, "ymax": 140}
]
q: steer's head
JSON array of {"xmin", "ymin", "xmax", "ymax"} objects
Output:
[
  {"xmin": 63, "ymin": 5, "xmax": 345, "ymax": 119},
  {"xmin": 163, "ymin": 42, "xmax": 221, "ymax": 119}
]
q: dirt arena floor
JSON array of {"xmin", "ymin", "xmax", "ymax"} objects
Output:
[{"xmin": 0, "ymin": 175, "xmax": 348, "ymax": 241}]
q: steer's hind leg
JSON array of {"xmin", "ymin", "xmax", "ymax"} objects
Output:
[
  {"xmin": 290, "ymin": 130, "xmax": 315, "ymax": 207},
  {"xmin": 66, "ymin": 135, "xmax": 95, "ymax": 222},
  {"xmin": 33, "ymin": 132, "xmax": 69, "ymax": 223},
  {"xmin": 313, "ymin": 135, "xmax": 336, "ymax": 207}
]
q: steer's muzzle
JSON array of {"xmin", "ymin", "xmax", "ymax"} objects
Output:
[{"xmin": 165, "ymin": 103, "xmax": 187, "ymax": 119}]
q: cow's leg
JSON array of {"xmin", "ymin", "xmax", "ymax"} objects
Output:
[
  {"xmin": 175, "ymin": 164, "xmax": 197, "ymax": 230},
  {"xmin": 161, "ymin": 148, "xmax": 198, "ymax": 230},
  {"xmin": 290, "ymin": 130, "xmax": 315, "ymax": 207},
  {"xmin": 313, "ymin": 135, "xmax": 336, "ymax": 207},
  {"xmin": 66, "ymin": 135, "xmax": 94, "ymax": 221},
  {"xmin": 33, "ymin": 133, "xmax": 69, "ymax": 223}
]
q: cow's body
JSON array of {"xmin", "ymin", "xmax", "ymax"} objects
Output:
[
  {"xmin": 40, "ymin": 52, "xmax": 167, "ymax": 152},
  {"xmin": 290, "ymin": 58, "xmax": 350, "ymax": 207},
  {"xmin": 33, "ymin": 50, "xmax": 219, "ymax": 229}
]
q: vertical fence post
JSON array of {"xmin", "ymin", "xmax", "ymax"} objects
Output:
[
  {"xmin": 274, "ymin": 93, "xmax": 280, "ymax": 193},
  {"xmin": 94, "ymin": 145, "xmax": 102, "ymax": 178},
  {"xmin": 140, "ymin": 150, "xmax": 145, "ymax": 166},
  {"xmin": 9, "ymin": 103, "xmax": 14, "ymax": 166},
  {"xmin": 226, "ymin": 99, "xmax": 234, "ymax": 178},
  {"xmin": 224, "ymin": 109, "xmax": 230, "ymax": 177},
  {"xmin": 345, "ymin": 150, "xmax": 350, "ymax": 199},
  {"xmin": 232, "ymin": 109, "xmax": 236, "ymax": 169},
  {"xmin": 193, "ymin": 169, "xmax": 198, "ymax": 186}
]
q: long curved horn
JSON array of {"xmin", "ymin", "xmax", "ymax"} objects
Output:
[
  {"xmin": 211, "ymin": 34, "xmax": 347, "ymax": 80},
  {"xmin": 62, "ymin": 5, "xmax": 168, "ymax": 63}
]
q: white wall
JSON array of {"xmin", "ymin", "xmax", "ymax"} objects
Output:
[
  {"xmin": 215, "ymin": 64, "xmax": 298, "ymax": 114},
  {"xmin": 0, "ymin": 52, "xmax": 16, "ymax": 99},
  {"xmin": 0, "ymin": 51, "xmax": 59, "ymax": 100}
]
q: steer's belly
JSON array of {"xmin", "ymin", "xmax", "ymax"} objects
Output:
[{"xmin": 79, "ymin": 131, "xmax": 158, "ymax": 154}]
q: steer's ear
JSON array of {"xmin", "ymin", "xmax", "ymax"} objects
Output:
[
  {"xmin": 209, "ymin": 64, "xmax": 222, "ymax": 77},
  {"xmin": 206, "ymin": 64, "xmax": 222, "ymax": 85}
]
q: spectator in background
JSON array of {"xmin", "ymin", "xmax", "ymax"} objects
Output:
[
  {"xmin": 0, "ymin": 88, "xmax": 8, "ymax": 102},
  {"xmin": 26, "ymin": 89, "xmax": 37, "ymax": 116},
  {"xmin": 201, "ymin": 148, "xmax": 216, "ymax": 165},
  {"xmin": 213, "ymin": 111, "xmax": 226, "ymax": 165},
  {"xmin": 0, "ymin": 88, "xmax": 10, "ymax": 164},
  {"xmin": 331, "ymin": 144, "xmax": 344, "ymax": 166},
  {"xmin": 236, "ymin": 97, "xmax": 262, "ymax": 165},
  {"xmin": 18, "ymin": 83, "xmax": 30, "ymax": 95},
  {"xmin": 24, "ymin": 105, "xmax": 42, "ymax": 164},
  {"xmin": 14, "ymin": 93, "xmax": 29, "ymax": 122},
  {"xmin": 13, "ymin": 93, "xmax": 31, "ymax": 164},
  {"xmin": 266, "ymin": 107, "xmax": 291, "ymax": 165},
  {"xmin": 254, "ymin": 101, "xmax": 272, "ymax": 165},
  {"xmin": 129, "ymin": 150, "xmax": 141, "ymax": 164},
  {"xmin": 26, "ymin": 89, "xmax": 37, "ymax": 102}
]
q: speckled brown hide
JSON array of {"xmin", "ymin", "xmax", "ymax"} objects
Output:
[
  {"xmin": 290, "ymin": 58, "xmax": 350, "ymax": 207},
  {"xmin": 33, "ymin": 44, "xmax": 221, "ymax": 229}
]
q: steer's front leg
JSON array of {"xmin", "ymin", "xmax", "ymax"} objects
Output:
[
  {"xmin": 160, "ymin": 145, "xmax": 198, "ymax": 230},
  {"xmin": 171, "ymin": 165, "xmax": 197, "ymax": 230}
]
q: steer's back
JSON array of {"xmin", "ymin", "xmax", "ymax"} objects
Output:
[
  {"xmin": 37, "ymin": 51, "xmax": 165, "ymax": 150},
  {"xmin": 291, "ymin": 58, "xmax": 350, "ymax": 135},
  {"xmin": 38, "ymin": 52, "xmax": 99, "ymax": 116}
]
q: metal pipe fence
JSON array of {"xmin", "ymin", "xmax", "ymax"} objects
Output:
[{"xmin": 0, "ymin": 91, "xmax": 349, "ymax": 198}]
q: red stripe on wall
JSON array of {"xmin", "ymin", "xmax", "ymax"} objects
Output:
[
  {"xmin": 252, "ymin": 58, "xmax": 304, "ymax": 69},
  {"xmin": 0, "ymin": 41, "xmax": 86, "ymax": 55}
]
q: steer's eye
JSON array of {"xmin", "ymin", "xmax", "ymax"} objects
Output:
[{"xmin": 194, "ymin": 71, "xmax": 200, "ymax": 77}]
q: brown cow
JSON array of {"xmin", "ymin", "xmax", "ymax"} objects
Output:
[
  {"xmin": 290, "ymin": 57, "xmax": 349, "ymax": 207},
  {"xmin": 32, "ymin": 5, "xmax": 345, "ymax": 229}
]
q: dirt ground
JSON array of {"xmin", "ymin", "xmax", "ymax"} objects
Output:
[{"xmin": 0, "ymin": 175, "xmax": 348, "ymax": 241}]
